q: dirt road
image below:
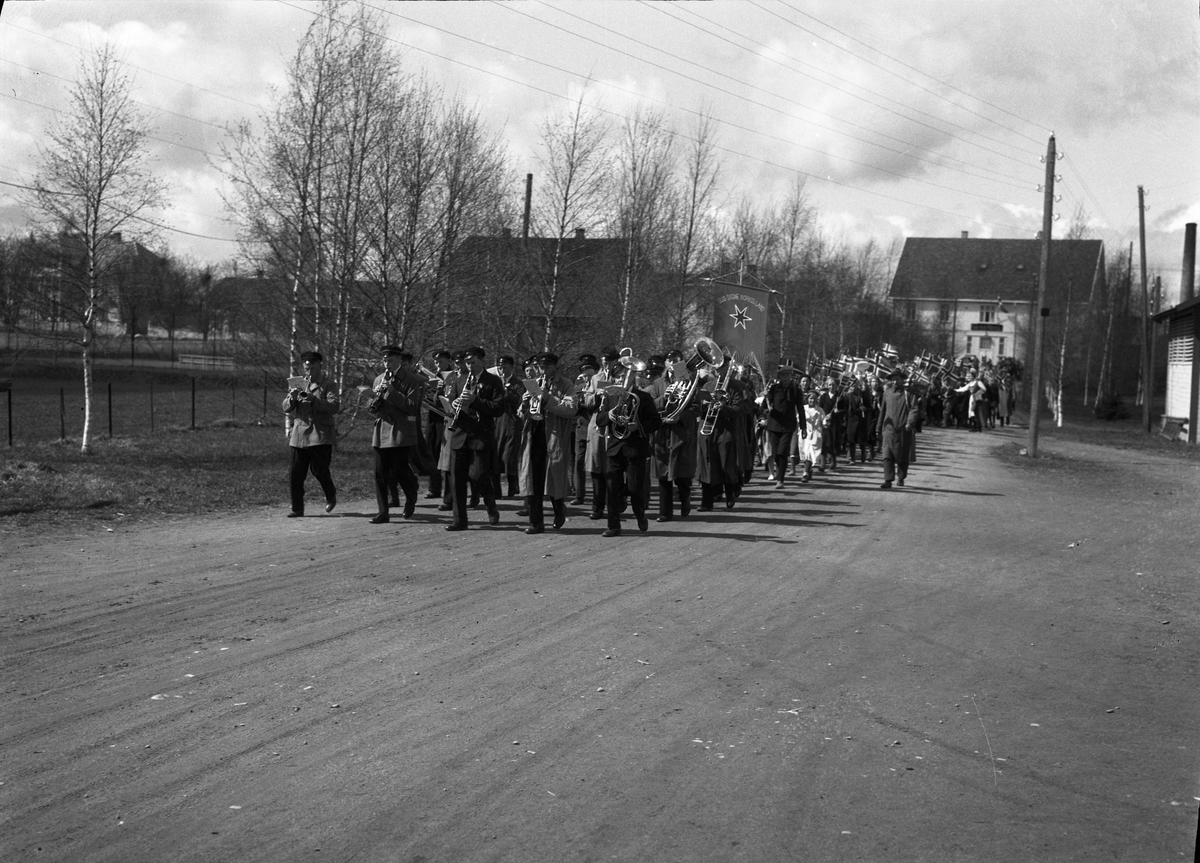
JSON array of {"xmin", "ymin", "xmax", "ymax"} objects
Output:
[{"xmin": 3, "ymin": 425, "xmax": 1197, "ymax": 862}]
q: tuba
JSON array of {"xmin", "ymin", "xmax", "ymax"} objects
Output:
[
  {"xmin": 662, "ymin": 336, "xmax": 722, "ymax": 424},
  {"xmin": 607, "ymin": 354, "xmax": 647, "ymax": 440}
]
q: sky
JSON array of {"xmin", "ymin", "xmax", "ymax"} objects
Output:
[{"xmin": 1, "ymin": 0, "xmax": 1197, "ymax": 303}]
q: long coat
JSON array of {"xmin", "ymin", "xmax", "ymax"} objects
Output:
[
  {"xmin": 517, "ymin": 371, "xmax": 578, "ymax": 499},
  {"xmin": 652, "ymin": 380, "xmax": 699, "ymax": 480},
  {"xmin": 369, "ymin": 368, "xmax": 423, "ymax": 448},
  {"xmin": 695, "ymin": 386, "xmax": 742, "ymax": 486},
  {"xmin": 283, "ymin": 373, "xmax": 340, "ymax": 448},
  {"xmin": 582, "ymin": 368, "xmax": 617, "ymax": 474},
  {"xmin": 493, "ymin": 374, "xmax": 525, "ymax": 476}
]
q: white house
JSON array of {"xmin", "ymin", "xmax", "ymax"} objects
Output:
[{"xmin": 888, "ymin": 233, "xmax": 1106, "ymax": 365}]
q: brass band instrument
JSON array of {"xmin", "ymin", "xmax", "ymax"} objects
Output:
[
  {"xmin": 530, "ymin": 375, "xmax": 547, "ymax": 418},
  {"xmin": 367, "ymin": 368, "xmax": 395, "ymax": 415},
  {"xmin": 448, "ymin": 371, "xmax": 478, "ymax": 432},
  {"xmin": 661, "ymin": 337, "xmax": 722, "ymax": 424},
  {"xmin": 699, "ymin": 359, "xmax": 737, "ymax": 437},
  {"xmin": 607, "ymin": 355, "xmax": 647, "ymax": 441}
]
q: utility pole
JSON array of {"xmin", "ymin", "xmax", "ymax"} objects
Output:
[
  {"xmin": 1138, "ymin": 185, "xmax": 1151, "ymax": 433},
  {"xmin": 1028, "ymin": 134, "xmax": 1055, "ymax": 457}
]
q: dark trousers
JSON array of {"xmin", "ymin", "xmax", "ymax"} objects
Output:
[
  {"xmin": 605, "ymin": 449, "xmax": 648, "ymax": 530},
  {"xmin": 526, "ymin": 423, "xmax": 548, "ymax": 528},
  {"xmin": 657, "ymin": 477, "xmax": 692, "ymax": 518},
  {"xmin": 450, "ymin": 446, "xmax": 496, "ymax": 526},
  {"xmin": 290, "ymin": 445, "xmax": 335, "ymax": 513},
  {"xmin": 881, "ymin": 427, "xmax": 911, "ymax": 483},
  {"xmin": 767, "ymin": 429, "xmax": 795, "ymax": 480},
  {"xmin": 573, "ymin": 433, "xmax": 588, "ymax": 502},
  {"xmin": 374, "ymin": 446, "xmax": 418, "ymax": 515}
]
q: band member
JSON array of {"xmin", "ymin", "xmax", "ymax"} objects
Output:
[
  {"xmin": 493, "ymin": 355, "xmax": 524, "ymax": 500},
  {"xmin": 366, "ymin": 346, "xmax": 423, "ymax": 524},
  {"xmin": 652, "ymin": 360, "xmax": 700, "ymax": 521},
  {"xmin": 436, "ymin": 351, "xmax": 467, "ymax": 512},
  {"xmin": 571, "ymin": 353, "xmax": 599, "ymax": 506},
  {"xmin": 518, "ymin": 352, "xmax": 578, "ymax": 534},
  {"xmin": 444, "ymin": 347, "xmax": 504, "ymax": 530},
  {"xmin": 425, "ymin": 349, "xmax": 455, "ymax": 500},
  {"xmin": 595, "ymin": 362, "xmax": 662, "ymax": 536},
  {"xmin": 696, "ymin": 359, "xmax": 742, "ymax": 511},
  {"xmin": 877, "ymin": 368, "xmax": 916, "ymax": 489},
  {"xmin": 763, "ymin": 359, "xmax": 805, "ymax": 490},
  {"xmin": 582, "ymin": 346, "xmax": 621, "ymax": 520},
  {"xmin": 283, "ymin": 350, "xmax": 340, "ymax": 517}
]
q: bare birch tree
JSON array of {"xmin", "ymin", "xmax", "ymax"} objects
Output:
[
  {"xmin": 532, "ymin": 91, "xmax": 611, "ymax": 351},
  {"xmin": 27, "ymin": 44, "xmax": 167, "ymax": 454}
]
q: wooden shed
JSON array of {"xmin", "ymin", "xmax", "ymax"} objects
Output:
[{"xmin": 1153, "ymin": 295, "xmax": 1199, "ymax": 443}]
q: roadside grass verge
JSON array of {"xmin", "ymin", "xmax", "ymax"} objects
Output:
[{"xmin": 1, "ymin": 420, "xmax": 378, "ymax": 533}]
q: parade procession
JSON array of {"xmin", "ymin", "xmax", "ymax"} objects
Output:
[{"xmin": 284, "ymin": 322, "xmax": 1019, "ymax": 535}]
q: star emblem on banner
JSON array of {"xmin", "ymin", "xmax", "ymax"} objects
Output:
[{"xmin": 730, "ymin": 305, "xmax": 752, "ymax": 329}]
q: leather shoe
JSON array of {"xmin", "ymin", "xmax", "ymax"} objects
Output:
[
  {"xmin": 897, "ymin": 477, "xmax": 905, "ymax": 487},
  {"xmin": 525, "ymin": 525, "xmax": 544, "ymax": 535},
  {"xmin": 725, "ymin": 499, "xmax": 735, "ymax": 509},
  {"xmin": 602, "ymin": 528, "xmax": 621, "ymax": 537},
  {"xmin": 588, "ymin": 511, "xmax": 604, "ymax": 520},
  {"xmin": 697, "ymin": 505, "xmax": 712, "ymax": 512},
  {"xmin": 488, "ymin": 510, "xmax": 500, "ymax": 526},
  {"xmin": 569, "ymin": 498, "xmax": 585, "ymax": 506},
  {"xmin": 880, "ymin": 481, "xmax": 893, "ymax": 489},
  {"xmin": 325, "ymin": 497, "xmax": 336, "ymax": 513},
  {"xmin": 402, "ymin": 501, "xmax": 415, "ymax": 519},
  {"xmin": 287, "ymin": 510, "xmax": 303, "ymax": 518},
  {"xmin": 436, "ymin": 503, "xmax": 453, "ymax": 511},
  {"xmin": 656, "ymin": 515, "xmax": 672, "ymax": 523},
  {"xmin": 637, "ymin": 516, "xmax": 649, "ymax": 532},
  {"xmin": 774, "ymin": 481, "xmax": 785, "ymax": 490},
  {"xmin": 369, "ymin": 513, "xmax": 390, "ymax": 524},
  {"xmin": 515, "ymin": 508, "xmax": 529, "ymax": 517},
  {"xmin": 444, "ymin": 523, "xmax": 467, "ymax": 531},
  {"xmin": 388, "ymin": 496, "xmax": 400, "ymax": 508},
  {"xmin": 552, "ymin": 513, "xmax": 566, "ymax": 530}
]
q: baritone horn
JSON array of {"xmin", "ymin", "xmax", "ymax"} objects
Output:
[
  {"xmin": 607, "ymin": 354, "xmax": 647, "ymax": 440},
  {"xmin": 661, "ymin": 337, "xmax": 722, "ymax": 424}
]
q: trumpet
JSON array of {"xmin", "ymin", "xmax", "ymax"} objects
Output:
[
  {"xmin": 607, "ymin": 354, "xmax": 647, "ymax": 441},
  {"xmin": 367, "ymin": 367, "xmax": 395, "ymax": 416}
]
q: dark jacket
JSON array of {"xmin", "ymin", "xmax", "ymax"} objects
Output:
[
  {"xmin": 447, "ymin": 369, "xmax": 505, "ymax": 451},
  {"xmin": 596, "ymin": 386, "xmax": 662, "ymax": 458}
]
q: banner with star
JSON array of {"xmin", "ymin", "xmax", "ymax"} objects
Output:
[{"xmin": 710, "ymin": 280, "xmax": 768, "ymax": 365}]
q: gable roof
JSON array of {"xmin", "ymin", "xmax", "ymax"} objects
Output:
[{"xmin": 889, "ymin": 237, "xmax": 1105, "ymax": 302}]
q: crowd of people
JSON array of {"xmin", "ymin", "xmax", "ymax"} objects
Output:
[{"xmin": 281, "ymin": 343, "xmax": 1013, "ymax": 534}]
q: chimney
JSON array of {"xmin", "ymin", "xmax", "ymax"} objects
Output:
[
  {"xmin": 574, "ymin": 227, "xmax": 586, "ymax": 240},
  {"xmin": 1182, "ymin": 222, "xmax": 1196, "ymax": 303},
  {"xmin": 961, "ymin": 231, "xmax": 969, "ymax": 239}
]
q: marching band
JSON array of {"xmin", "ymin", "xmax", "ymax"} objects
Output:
[{"xmin": 284, "ymin": 340, "xmax": 1015, "ymax": 529}]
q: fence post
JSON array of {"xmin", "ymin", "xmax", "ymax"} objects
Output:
[
  {"xmin": 150, "ymin": 380, "xmax": 155, "ymax": 433},
  {"xmin": 108, "ymin": 382, "xmax": 113, "ymax": 438},
  {"xmin": 191, "ymin": 377, "xmax": 196, "ymax": 430},
  {"xmin": 60, "ymin": 388, "xmax": 65, "ymax": 441}
]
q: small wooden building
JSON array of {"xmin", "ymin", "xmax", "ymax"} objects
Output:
[{"xmin": 1153, "ymin": 295, "xmax": 1199, "ymax": 443}]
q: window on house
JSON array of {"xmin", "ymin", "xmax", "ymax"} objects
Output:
[
  {"xmin": 939, "ymin": 303, "xmax": 951, "ymax": 323},
  {"xmin": 999, "ymin": 337, "xmax": 1006, "ymax": 356},
  {"xmin": 966, "ymin": 336, "xmax": 972, "ymax": 354},
  {"xmin": 904, "ymin": 302, "xmax": 917, "ymax": 321},
  {"xmin": 979, "ymin": 336, "xmax": 994, "ymax": 350},
  {"xmin": 979, "ymin": 304, "xmax": 996, "ymax": 323}
]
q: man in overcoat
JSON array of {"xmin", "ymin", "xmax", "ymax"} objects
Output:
[{"xmin": 283, "ymin": 350, "xmax": 340, "ymax": 517}]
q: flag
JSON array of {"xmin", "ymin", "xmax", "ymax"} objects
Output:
[{"xmin": 711, "ymin": 280, "xmax": 769, "ymax": 367}]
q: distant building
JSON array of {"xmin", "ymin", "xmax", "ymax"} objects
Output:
[{"xmin": 888, "ymin": 232, "xmax": 1106, "ymax": 364}]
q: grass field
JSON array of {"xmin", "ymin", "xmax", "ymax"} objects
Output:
[{"xmin": 0, "ymin": 370, "xmax": 383, "ymax": 532}]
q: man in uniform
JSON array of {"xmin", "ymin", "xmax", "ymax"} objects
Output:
[
  {"xmin": 518, "ymin": 352, "xmax": 578, "ymax": 534},
  {"xmin": 444, "ymin": 346, "xmax": 504, "ymax": 530},
  {"xmin": 283, "ymin": 350, "xmax": 340, "ymax": 517},
  {"xmin": 877, "ymin": 368, "xmax": 916, "ymax": 489},
  {"xmin": 493, "ymin": 354, "xmax": 524, "ymax": 500},
  {"xmin": 366, "ymin": 346, "xmax": 424, "ymax": 523},
  {"xmin": 571, "ymin": 353, "xmax": 599, "ymax": 506},
  {"xmin": 595, "ymin": 364, "xmax": 662, "ymax": 536},
  {"xmin": 425, "ymin": 349, "xmax": 455, "ymax": 500}
]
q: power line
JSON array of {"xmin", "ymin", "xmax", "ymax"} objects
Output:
[
  {"xmin": 769, "ymin": 0, "xmax": 1048, "ymax": 146},
  {"xmin": 362, "ymin": 0, "xmax": 1032, "ymax": 212},
  {"xmin": 648, "ymin": 0, "xmax": 1041, "ymax": 166},
  {"xmin": 520, "ymin": 0, "xmax": 1033, "ymax": 191}
]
